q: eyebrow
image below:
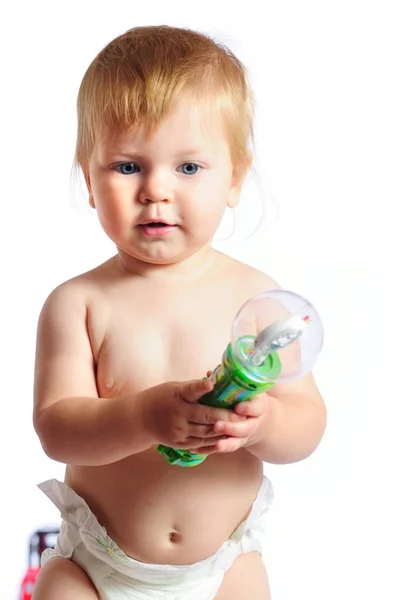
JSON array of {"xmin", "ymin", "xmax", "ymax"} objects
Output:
[
  {"xmin": 175, "ymin": 148, "xmax": 208, "ymax": 156},
  {"xmin": 105, "ymin": 153, "xmax": 213, "ymax": 166},
  {"xmin": 106, "ymin": 147, "xmax": 210, "ymax": 158}
]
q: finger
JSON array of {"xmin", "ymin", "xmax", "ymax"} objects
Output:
[
  {"xmin": 175, "ymin": 434, "xmax": 227, "ymax": 449},
  {"xmin": 180, "ymin": 378, "xmax": 214, "ymax": 403},
  {"xmin": 220, "ymin": 410, "xmax": 247, "ymax": 422},
  {"xmin": 235, "ymin": 396, "xmax": 268, "ymax": 418},
  {"xmin": 189, "ymin": 435, "xmax": 244, "ymax": 454},
  {"xmin": 206, "ymin": 370, "xmax": 213, "ymax": 378},
  {"xmin": 192, "ymin": 406, "xmax": 246, "ymax": 425},
  {"xmin": 187, "ymin": 444, "xmax": 219, "ymax": 455},
  {"xmin": 213, "ymin": 418, "xmax": 257, "ymax": 438},
  {"xmin": 215, "ymin": 436, "xmax": 244, "ymax": 453},
  {"xmin": 187, "ymin": 436, "xmax": 229, "ymax": 454},
  {"xmin": 187, "ymin": 424, "xmax": 231, "ymax": 438}
]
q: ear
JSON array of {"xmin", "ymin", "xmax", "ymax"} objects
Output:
[
  {"xmin": 227, "ymin": 152, "xmax": 252, "ymax": 208},
  {"xmin": 82, "ymin": 167, "xmax": 95, "ymax": 209}
]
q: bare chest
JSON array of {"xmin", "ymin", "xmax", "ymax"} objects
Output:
[{"xmin": 90, "ymin": 285, "xmax": 242, "ymax": 398}]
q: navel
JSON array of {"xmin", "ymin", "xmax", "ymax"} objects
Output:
[{"xmin": 169, "ymin": 531, "xmax": 181, "ymax": 544}]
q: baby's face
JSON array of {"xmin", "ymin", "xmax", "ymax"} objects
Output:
[{"xmin": 85, "ymin": 100, "xmax": 242, "ymax": 268}]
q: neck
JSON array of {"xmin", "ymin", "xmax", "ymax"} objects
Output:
[{"xmin": 115, "ymin": 245, "xmax": 217, "ymax": 283}]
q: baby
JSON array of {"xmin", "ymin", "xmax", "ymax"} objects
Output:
[{"xmin": 32, "ymin": 25, "xmax": 326, "ymax": 600}]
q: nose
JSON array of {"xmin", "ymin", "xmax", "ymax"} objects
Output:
[{"xmin": 139, "ymin": 169, "xmax": 173, "ymax": 204}]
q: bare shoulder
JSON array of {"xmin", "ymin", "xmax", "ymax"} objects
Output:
[
  {"xmin": 39, "ymin": 256, "xmax": 118, "ymax": 316},
  {"xmin": 215, "ymin": 251, "xmax": 280, "ymax": 296},
  {"xmin": 35, "ymin": 256, "xmax": 119, "ymax": 385},
  {"xmin": 33, "ymin": 259, "xmax": 119, "ymax": 420}
]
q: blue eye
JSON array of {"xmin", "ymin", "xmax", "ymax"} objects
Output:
[
  {"xmin": 179, "ymin": 163, "xmax": 200, "ymax": 175},
  {"xmin": 114, "ymin": 162, "xmax": 140, "ymax": 175}
]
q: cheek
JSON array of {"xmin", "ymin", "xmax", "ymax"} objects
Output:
[
  {"xmin": 184, "ymin": 198, "xmax": 227, "ymax": 244},
  {"xmin": 93, "ymin": 178, "xmax": 131, "ymax": 221},
  {"xmin": 185, "ymin": 196, "xmax": 225, "ymax": 227},
  {"xmin": 191, "ymin": 172, "xmax": 230, "ymax": 206},
  {"xmin": 194, "ymin": 178, "xmax": 231, "ymax": 220},
  {"xmin": 94, "ymin": 196, "xmax": 127, "ymax": 239}
]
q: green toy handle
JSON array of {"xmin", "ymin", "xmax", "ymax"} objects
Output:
[{"xmin": 157, "ymin": 338, "xmax": 281, "ymax": 466}]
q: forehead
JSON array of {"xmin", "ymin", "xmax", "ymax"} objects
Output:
[{"xmin": 98, "ymin": 100, "xmax": 230, "ymax": 155}]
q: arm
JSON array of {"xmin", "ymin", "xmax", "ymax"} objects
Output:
[
  {"xmin": 242, "ymin": 271, "xmax": 326, "ymax": 462},
  {"xmin": 33, "ymin": 283, "xmax": 154, "ymax": 466},
  {"xmin": 244, "ymin": 372, "xmax": 327, "ymax": 463}
]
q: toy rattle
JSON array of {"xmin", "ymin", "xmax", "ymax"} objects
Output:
[{"xmin": 158, "ymin": 289, "xmax": 323, "ymax": 466}]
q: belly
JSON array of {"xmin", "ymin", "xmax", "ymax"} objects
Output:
[{"xmin": 65, "ymin": 448, "xmax": 263, "ymax": 565}]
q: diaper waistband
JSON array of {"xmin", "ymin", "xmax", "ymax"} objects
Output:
[{"xmin": 38, "ymin": 476, "xmax": 272, "ymax": 583}]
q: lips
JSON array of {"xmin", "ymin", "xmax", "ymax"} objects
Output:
[
  {"xmin": 138, "ymin": 221, "xmax": 177, "ymax": 237},
  {"xmin": 140, "ymin": 220, "xmax": 175, "ymax": 226}
]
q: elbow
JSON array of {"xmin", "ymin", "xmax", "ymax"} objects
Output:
[
  {"xmin": 303, "ymin": 401, "xmax": 328, "ymax": 459},
  {"xmin": 33, "ymin": 409, "xmax": 62, "ymax": 462},
  {"xmin": 316, "ymin": 398, "xmax": 328, "ymax": 442}
]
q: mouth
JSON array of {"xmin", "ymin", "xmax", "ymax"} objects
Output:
[
  {"xmin": 140, "ymin": 219, "xmax": 176, "ymax": 227},
  {"xmin": 138, "ymin": 221, "xmax": 177, "ymax": 237}
]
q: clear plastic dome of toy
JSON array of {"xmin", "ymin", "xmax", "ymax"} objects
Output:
[{"xmin": 232, "ymin": 289, "xmax": 323, "ymax": 382}]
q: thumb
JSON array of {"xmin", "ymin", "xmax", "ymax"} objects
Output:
[{"xmin": 180, "ymin": 378, "xmax": 213, "ymax": 403}]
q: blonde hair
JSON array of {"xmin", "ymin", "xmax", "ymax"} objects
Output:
[{"xmin": 75, "ymin": 25, "xmax": 254, "ymax": 176}]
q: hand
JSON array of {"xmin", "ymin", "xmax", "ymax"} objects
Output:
[
  {"xmin": 138, "ymin": 379, "xmax": 246, "ymax": 450},
  {"xmin": 188, "ymin": 393, "xmax": 271, "ymax": 454}
]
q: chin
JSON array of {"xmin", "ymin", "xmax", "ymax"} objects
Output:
[
  {"xmin": 116, "ymin": 236, "xmax": 212, "ymax": 268},
  {"xmin": 117, "ymin": 246, "xmax": 191, "ymax": 267}
]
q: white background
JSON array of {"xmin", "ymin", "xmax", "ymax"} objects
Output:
[{"xmin": 0, "ymin": 1, "xmax": 398, "ymax": 598}]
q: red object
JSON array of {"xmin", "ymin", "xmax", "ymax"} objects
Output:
[
  {"xmin": 20, "ymin": 567, "xmax": 40, "ymax": 600},
  {"xmin": 19, "ymin": 528, "xmax": 59, "ymax": 600}
]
